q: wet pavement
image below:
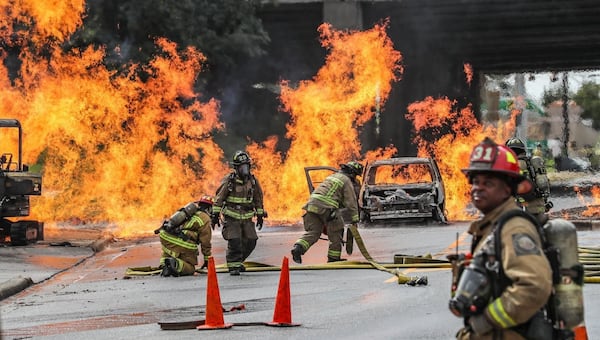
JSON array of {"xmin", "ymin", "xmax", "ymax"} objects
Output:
[
  {"xmin": 0, "ymin": 180, "xmax": 598, "ymax": 301},
  {"xmin": 1, "ymin": 222, "xmax": 599, "ymax": 339},
  {"xmin": 0, "ymin": 226, "xmax": 113, "ymax": 300},
  {"xmin": 0, "ymin": 172, "xmax": 598, "ymax": 338}
]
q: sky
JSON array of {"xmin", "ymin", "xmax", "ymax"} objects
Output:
[{"xmin": 524, "ymin": 70, "xmax": 600, "ymax": 103}]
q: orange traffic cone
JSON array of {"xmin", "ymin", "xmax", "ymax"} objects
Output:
[
  {"xmin": 197, "ymin": 257, "xmax": 233, "ymax": 330},
  {"xmin": 267, "ymin": 256, "xmax": 300, "ymax": 327},
  {"xmin": 574, "ymin": 324, "xmax": 588, "ymax": 340}
]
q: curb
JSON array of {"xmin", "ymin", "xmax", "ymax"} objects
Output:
[
  {"xmin": 0, "ymin": 276, "xmax": 33, "ymax": 301},
  {"xmin": 0, "ymin": 235, "xmax": 114, "ymax": 301}
]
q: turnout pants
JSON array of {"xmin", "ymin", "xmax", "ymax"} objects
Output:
[
  {"xmin": 159, "ymin": 232, "xmax": 198, "ymax": 276},
  {"xmin": 295, "ymin": 211, "xmax": 344, "ymax": 260},
  {"xmin": 222, "ymin": 216, "xmax": 258, "ymax": 270}
]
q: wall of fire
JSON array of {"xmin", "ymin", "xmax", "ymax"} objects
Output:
[{"xmin": 221, "ymin": 0, "xmax": 600, "ymax": 158}]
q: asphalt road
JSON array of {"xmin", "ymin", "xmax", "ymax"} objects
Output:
[{"xmin": 1, "ymin": 222, "xmax": 599, "ymax": 339}]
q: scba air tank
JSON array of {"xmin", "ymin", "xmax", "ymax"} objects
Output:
[
  {"xmin": 168, "ymin": 202, "xmax": 198, "ymax": 229},
  {"xmin": 530, "ymin": 156, "xmax": 550, "ymax": 191},
  {"xmin": 544, "ymin": 218, "xmax": 585, "ymax": 329}
]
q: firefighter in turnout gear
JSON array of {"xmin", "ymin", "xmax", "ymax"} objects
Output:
[
  {"xmin": 505, "ymin": 137, "xmax": 553, "ymax": 225},
  {"xmin": 158, "ymin": 195, "xmax": 214, "ymax": 277},
  {"xmin": 212, "ymin": 150, "xmax": 265, "ymax": 276},
  {"xmin": 451, "ymin": 137, "xmax": 552, "ymax": 339},
  {"xmin": 291, "ymin": 161, "xmax": 363, "ymax": 264}
]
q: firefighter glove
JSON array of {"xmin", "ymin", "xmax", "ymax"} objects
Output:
[
  {"xmin": 200, "ymin": 260, "xmax": 208, "ymax": 270},
  {"xmin": 469, "ymin": 313, "xmax": 493, "ymax": 336},
  {"xmin": 211, "ymin": 213, "xmax": 220, "ymax": 230},
  {"xmin": 154, "ymin": 220, "xmax": 168, "ymax": 234},
  {"xmin": 256, "ymin": 214, "xmax": 264, "ymax": 230}
]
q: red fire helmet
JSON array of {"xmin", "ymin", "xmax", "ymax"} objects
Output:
[
  {"xmin": 197, "ymin": 195, "xmax": 214, "ymax": 206},
  {"xmin": 461, "ymin": 137, "xmax": 525, "ymax": 181}
]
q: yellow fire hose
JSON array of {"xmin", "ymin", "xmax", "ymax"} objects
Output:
[
  {"xmin": 125, "ymin": 243, "xmax": 600, "ymax": 285},
  {"xmin": 212, "ymin": 261, "xmax": 450, "ymax": 272},
  {"xmin": 218, "ymin": 243, "xmax": 600, "ymax": 284},
  {"xmin": 578, "ymin": 247, "xmax": 600, "ymax": 282},
  {"xmin": 348, "ymin": 224, "xmax": 428, "ymax": 285},
  {"xmin": 579, "ymin": 246, "xmax": 600, "ymax": 254}
]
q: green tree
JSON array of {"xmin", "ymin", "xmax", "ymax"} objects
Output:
[
  {"xmin": 541, "ymin": 86, "xmax": 565, "ymax": 107},
  {"xmin": 69, "ymin": 0, "xmax": 270, "ymax": 88},
  {"xmin": 573, "ymin": 81, "xmax": 600, "ymax": 129}
]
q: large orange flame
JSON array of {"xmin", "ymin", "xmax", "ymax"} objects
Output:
[
  {"xmin": 0, "ymin": 0, "xmax": 84, "ymax": 44},
  {"xmin": 1, "ymin": 3, "xmax": 228, "ymax": 237},
  {"xmin": 576, "ymin": 186, "xmax": 600, "ymax": 217},
  {"xmin": 3, "ymin": 1, "xmax": 533, "ymax": 236},
  {"xmin": 463, "ymin": 63, "xmax": 473, "ymax": 86},
  {"xmin": 248, "ymin": 21, "xmax": 402, "ymax": 222},
  {"xmin": 405, "ymin": 97, "xmax": 516, "ymax": 220}
]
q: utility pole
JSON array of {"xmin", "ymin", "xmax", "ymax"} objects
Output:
[
  {"xmin": 561, "ymin": 72, "xmax": 570, "ymax": 157},
  {"xmin": 515, "ymin": 74, "xmax": 527, "ymax": 143}
]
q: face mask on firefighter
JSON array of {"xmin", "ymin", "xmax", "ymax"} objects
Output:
[
  {"xmin": 449, "ymin": 255, "xmax": 492, "ymax": 317},
  {"xmin": 236, "ymin": 163, "xmax": 250, "ymax": 178}
]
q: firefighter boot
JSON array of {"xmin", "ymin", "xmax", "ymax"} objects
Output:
[
  {"xmin": 291, "ymin": 244, "xmax": 303, "ymax": 264},
  {"xmin": 229, "ymin": 267, "xmax": 241, "ymax": 276},
  {"xmin": 327, "ymin": 257, "xmax": 347, "ymax": 263},
  {"xmin": 161, "ymin": 257, "xmax": 179, "ymax": 277}
]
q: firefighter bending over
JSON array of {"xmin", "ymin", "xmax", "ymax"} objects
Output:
[
  {"xmin": 157, "ymin": 195, "xmax": 214, "ymax": 277},
  {"xmin": 212, "ymin": 150, "xmax": 265, "ymax": 276},
  {"xmin": 449, "ymin": 138, "xmax": 552, "ymax": 339},
  {"xmin": 505, "ymin": 137, "xmax": 553, "ymax": 224},
  {"xmin": 291, "ymin": 161, "xmax": 363, "ymax": 264}
]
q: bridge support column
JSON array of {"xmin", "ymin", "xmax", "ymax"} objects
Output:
[{"xmin": 323, "ymin": 0, "xmax": 363, "ymax": 30}]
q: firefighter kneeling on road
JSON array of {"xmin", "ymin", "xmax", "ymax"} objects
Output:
[
  {"xmin": 449, "ymin": 137, "xmax": 553, "ymax": 339},
  {"xmin": 291, "ymin": 161, "xmax": 363, "ymax": 264},
  {"xmin": 156, "ymin": 195, "xmax": 214, "ymax": 277}
]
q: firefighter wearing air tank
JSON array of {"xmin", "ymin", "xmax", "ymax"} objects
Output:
[
  {"xmin": 505, "ymin": 137, "xmax": 553, "ymax": 224},
  {"xmin": 212, "ymin": 150, "xmax": 265, "ymax": 276},
  {"xmin": 291, "ymin": 161, "xmax": 363, "ymax": 264},
  {"xmin": 157, "ymin": 195, "xmax": 214, "ymax": 277},
  {"xmin": 450, "ymin": 137, "xmax": 553, "ymax": 339}
]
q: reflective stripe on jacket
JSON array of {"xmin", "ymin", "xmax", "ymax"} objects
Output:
[
  {"xmin": 303, "ymin": 172, "xmax": 359, "ymax": 223},
  {"xmin": 213, "ymin": 172, "xmax": 264, "ymax": 220},
  {"xmin": 468, "ymin": 199, "xmax": 552, "ymax": 332}
]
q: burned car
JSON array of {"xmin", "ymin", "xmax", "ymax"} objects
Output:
[
  {"xmin": 359, "ymin": 157, "xmax": 447, "ymax": 224},
  {"xmin": 304, "ymin": 157, "xmax": 447, "ymax": 226}
]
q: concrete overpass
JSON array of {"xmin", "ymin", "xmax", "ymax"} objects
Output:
[{"xmin": 246, "ymin": 0, "xmax": 600, "ymax": 155}]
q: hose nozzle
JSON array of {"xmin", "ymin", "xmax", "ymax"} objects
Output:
[{"xmin": 405, "ymin": 276, "xmax": 428, "ymax": 286}]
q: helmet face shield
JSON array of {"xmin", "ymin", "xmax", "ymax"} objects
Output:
[{"xmin": 236, "ymin": 163, "xmax": 250, "ymax": 178}]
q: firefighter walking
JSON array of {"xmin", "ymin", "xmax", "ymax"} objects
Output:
[
  {"xmin": 450, "ymin": 137, "xmax": 553, "ymax": 339},
  {"xmin": 291, "ymin": 161, "xmax": 363, "ymax": 264},
  {"xmin": 212, "ymin": 150, "xmax": 265, "ymax": 276},
  {"xmin": 158, "ymin": 195, "xmax": 214, "ymax": 277}
]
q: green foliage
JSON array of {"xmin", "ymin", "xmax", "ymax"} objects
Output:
[
  {"xmin": 68, "ymin": 0, "xmax": 269, "ymax": 84},
  {"xmin": 541, "ymin": 86, "xmax": 565, "ymax": 107},
  {"xmin": 573, "ymin": 81, "xmax": 600, "ymax": 129}
]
